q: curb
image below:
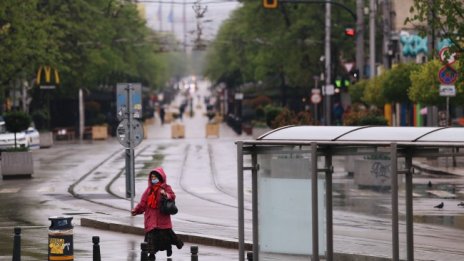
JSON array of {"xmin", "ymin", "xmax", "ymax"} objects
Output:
[{"xmin": 80, "ymin": 218, "xmax": 253, "ymax": 251}]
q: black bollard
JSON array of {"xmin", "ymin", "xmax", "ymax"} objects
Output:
[
  {"xmin": 190, "ymin": 245, "xmax": 198, "ymax": 261},
  {"xmin": 12, "ymin": 227, "xmax": 21, "ymax": 261},
  {"xmin": 92, "ymin": 236, "xmax": 101, "ymax": 261},
  {"xmin": 140, "ymin": 242, "xmax": 149, "ymax": 261},
  {"xmin": 246, "ymin": 251, "xmax": 253, "ymax": 261}
]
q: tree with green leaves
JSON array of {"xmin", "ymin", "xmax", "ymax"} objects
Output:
[
  {"xmin": 409, "ymin": 60, "xmax": 464, "ymax": 105},
  {"xmin": 1, "ymin": 1, "xmax": 181, "ymax": 101},
  {"xmin": 406, "ymin": 0, "xmax": 463, "ymax": 85},
  {"xmin": 0, "ymin": 0, "xmax": 62, "ymax": 112},
  {"xmin": 363, "ymin": 72, "xmax": 388, "ymax": 108},
  {"xmin": 383, "ymin": 63, "xmax": 420, "ymax": 103},
  {"xmin": 205, "ymin": 0, "xmax": 356, "ymax": 106}
]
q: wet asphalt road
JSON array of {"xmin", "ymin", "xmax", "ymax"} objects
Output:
[
  {"xmin": 0, "ymin": 141, "xmax": 241, "ymax": 261},
  {"xmin": 1, "ymin": 81, "xmax": 464, "ymax": 260}
]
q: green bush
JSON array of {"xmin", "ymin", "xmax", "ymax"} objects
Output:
[
  {"xmin": 268, "ymin": 108, "xmax": 313, "ymax": 129},
  {"xmin": 343, "ymin": 104, "xmax": 387, "ymax": 126},
  {"xmin": 358, "ymin": 115, "xmax": 388, "ymax": 126},
  {"xmin": 263, "ymin": 104, "xmax": 283, "ymax": 128},
  {"xmin": 4, "ymin": 111, "xmax": 31, "ymax": 133},
  {"xmin": 4, "ymin": 111, "xmax": 32, "ymax": 149}
]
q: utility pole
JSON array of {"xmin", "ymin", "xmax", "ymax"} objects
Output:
[
  {"xmin": 356, "ymin": 0, "xmax": 365, "ymax": 79},
  {"xmin": 369, "ymin": 0, "xmax": 376, "ymax": 78},
  {"xmin": 382, "ymin": 0, "xmax": 392, "ymax": 69},
  {"xmin": 324, "ymin": 2, "xmax": 332, "ymax": 126}
]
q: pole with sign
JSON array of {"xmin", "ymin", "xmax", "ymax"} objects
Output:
[
  {"xmin": 438, "ymin": 47, "xmax": 458, "ymax": 126},
  {"xmin": 116, "ymin": 83, "xmax": 144, "ymax": 211}
]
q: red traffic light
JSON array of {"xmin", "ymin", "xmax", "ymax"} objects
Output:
[
  {"xmin": 344, "ymin": 28, "xmax": 355, "ymax": 37},
  {"xmin": 263, "ymin": 0, "xmax": 278, "ymax": 9}
]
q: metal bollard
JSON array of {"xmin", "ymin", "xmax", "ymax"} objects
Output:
[
  {"xmin": 140, "ymin": 242, "xmax": 149, "ymax": 261},
  {"xmin": 190, "ymin": 245, "xmax": 198, "ymax": 261},
  {"xmin": 12, "ymin": 227, "xmax": 21, "ymax": 261},
  {"xmin": 48, "ymin": 216, "xmax": 74, "ymax": 261},
  {"xmin": 246, "ymin": 251, "xmax": 253, "ymax": 261},
  {"xmin": 92, "ymin": 236, "xmax": 101, "ymax": 261}
]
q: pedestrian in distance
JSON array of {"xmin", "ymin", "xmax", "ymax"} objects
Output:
[
  {"xmin": 131, "ymin": 167, "xmax": 184, "ymax": 259},
  {"xmin": 159, "ymin": 106, "xmax": 166, "ymax": 125}
]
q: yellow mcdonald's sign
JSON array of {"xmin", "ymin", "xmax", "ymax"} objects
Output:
[{"xmin": 36, "ymin": 66, "xmax": 60, "ymax": 89}]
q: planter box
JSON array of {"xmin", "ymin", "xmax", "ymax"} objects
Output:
[
  {"xmin": 165, "ymin": 112, "xmax": 173, "ymax": 124},
  {"xmin": 144, "ymin": 117, "xmax": 155, "ymax": 125},
  {"xmin": 214, "ymin": 114, "xmax": 223, "ymax": 123},
  {"xmin": 92, "ymin": 125, "xmax": 108, "ymax": 140},
  {"xmin": 39, "ymin": 131, "xmax": 54, "ymax": 148},
  {"xmin": 171, "ymin": 123, "xmax": 185, "ymax": 139},
  {"xmin": 1, "ymin": 151, "xmax": 33, "ymax": 179},
  {"xmin": 205, "ymin": 123, "xmax": 220, "ymax": 138}
]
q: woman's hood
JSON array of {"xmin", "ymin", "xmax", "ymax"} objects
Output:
[{"xmin": 149, "ymin": 167, "xmax": 167, "ymax": 185}]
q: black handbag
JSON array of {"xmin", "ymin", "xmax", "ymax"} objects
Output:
[{"xmin": 160, "ymin": 195, "xmax": 178, "ymax": 215}]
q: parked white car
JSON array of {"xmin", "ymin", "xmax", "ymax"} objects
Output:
[
  {"xmin": 0, "ymin": 117, "xmax": 40, "ymax": 150},
  {"xmin": 25, "ymin": 127, "xmax": 40, "ymax": 149}
]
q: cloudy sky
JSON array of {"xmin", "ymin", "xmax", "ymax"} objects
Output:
[{"xmin": 139, "ymin": 0, "xmax": 242, "ymax": 48}]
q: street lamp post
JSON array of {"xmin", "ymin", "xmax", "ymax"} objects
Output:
[{"xmin": 324, "ymin": 2, "xmax": 331, "ymax": 126}]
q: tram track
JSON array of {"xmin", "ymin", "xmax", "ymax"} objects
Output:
[{"xmin": 67, "ymin": 140, "xmax": 251, "ymax": 224}]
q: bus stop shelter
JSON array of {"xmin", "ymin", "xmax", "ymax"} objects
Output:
[{"xmin": 236, "ymin": 126, "xmax": 464, "ymax": 261}]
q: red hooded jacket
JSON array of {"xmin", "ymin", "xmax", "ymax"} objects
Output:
[{"xmin": 132, "ymin": 167, "xmax": 176, "ymax": 232}]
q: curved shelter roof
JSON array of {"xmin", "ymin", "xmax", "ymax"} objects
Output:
[{"xmin": 256, "ymin": 126, "xmax": 464, "ymax": 145}]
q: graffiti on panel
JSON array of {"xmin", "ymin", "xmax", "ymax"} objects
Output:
[
  {"xmin": 400, "ymin": 33, "xmax": 428, "ymax": 57},
  {"xmin": 400, "ymin": 31, "xmax": 453, "ymax": 57}
]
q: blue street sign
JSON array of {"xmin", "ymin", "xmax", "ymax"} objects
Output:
[{"xmin": 116, "ymin": 83, "xmax": 142, "ymax": 119}]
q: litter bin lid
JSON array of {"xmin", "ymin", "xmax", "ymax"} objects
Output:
[{"xmin": 49, "ymin": 216, "xmax": 73, "ymax": 230}]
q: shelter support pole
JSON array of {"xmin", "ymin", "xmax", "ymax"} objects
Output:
[
  {"xmin": 311, "ymin": 143, "xmax": 320, "ymax": 261},
  {"xmin": 237, "ymin": 141, "xmax": 245, "ymax": 261},
  {"xmin": 251, "ymin": 152, "xmax": 259, "ymax": 261},
  {"xmin": 325, "ymin": 152, "xmax": 333, "ymax": 261},
  {"xmin": 391, "ymin": 143, "xmax": 399, "ymax": 261},
  {"xmin": 405, "ymin": 153, "xmax": 414, "ymax": 261}
]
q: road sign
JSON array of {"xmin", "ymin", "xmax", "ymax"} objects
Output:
[
  {"xmin": 117, "ymin": 119, "xmax": 144, "ymax": 148},
  {"xmin": 311, "ymin": 89, "xmax": 322, "ymax": 104},
  {"xmin": 116, "ymin": 83, "xmax": 142, "ymax": 119},
  {"xmin": 438, "ymin": 66, "xmax": 458, "ymax": 85},
  {"xmin": 322, "ymin": 84, "xmax": 334, "ymax": 96},
  {"xmin": 439, "ymin": 47, "xmax": 457, "ymax": 65},
  {"xmin": 439, "ymin": 85, "xmax": 456, "ymax": 97}
]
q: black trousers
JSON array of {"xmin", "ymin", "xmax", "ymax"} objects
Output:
[{"xmin": 145, "ymin": 228, "xmax": 183, "ymax": 254}]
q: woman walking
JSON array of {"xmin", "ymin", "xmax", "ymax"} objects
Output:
[{"xmin": 131, "ymin": 167, "xmax": 183, "ymax": 259}]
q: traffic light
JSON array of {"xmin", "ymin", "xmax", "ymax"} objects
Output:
[
  {"xmin": 335, "ymin": 76, "xmax": 351, "ymax": 91},
  {"xmin": 344, "ymin": 28, "xmax": 355, "ymax": 37},
  {"xmin": 263, "ymin": 0, "xmax": 278, "ymax": 9}
]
